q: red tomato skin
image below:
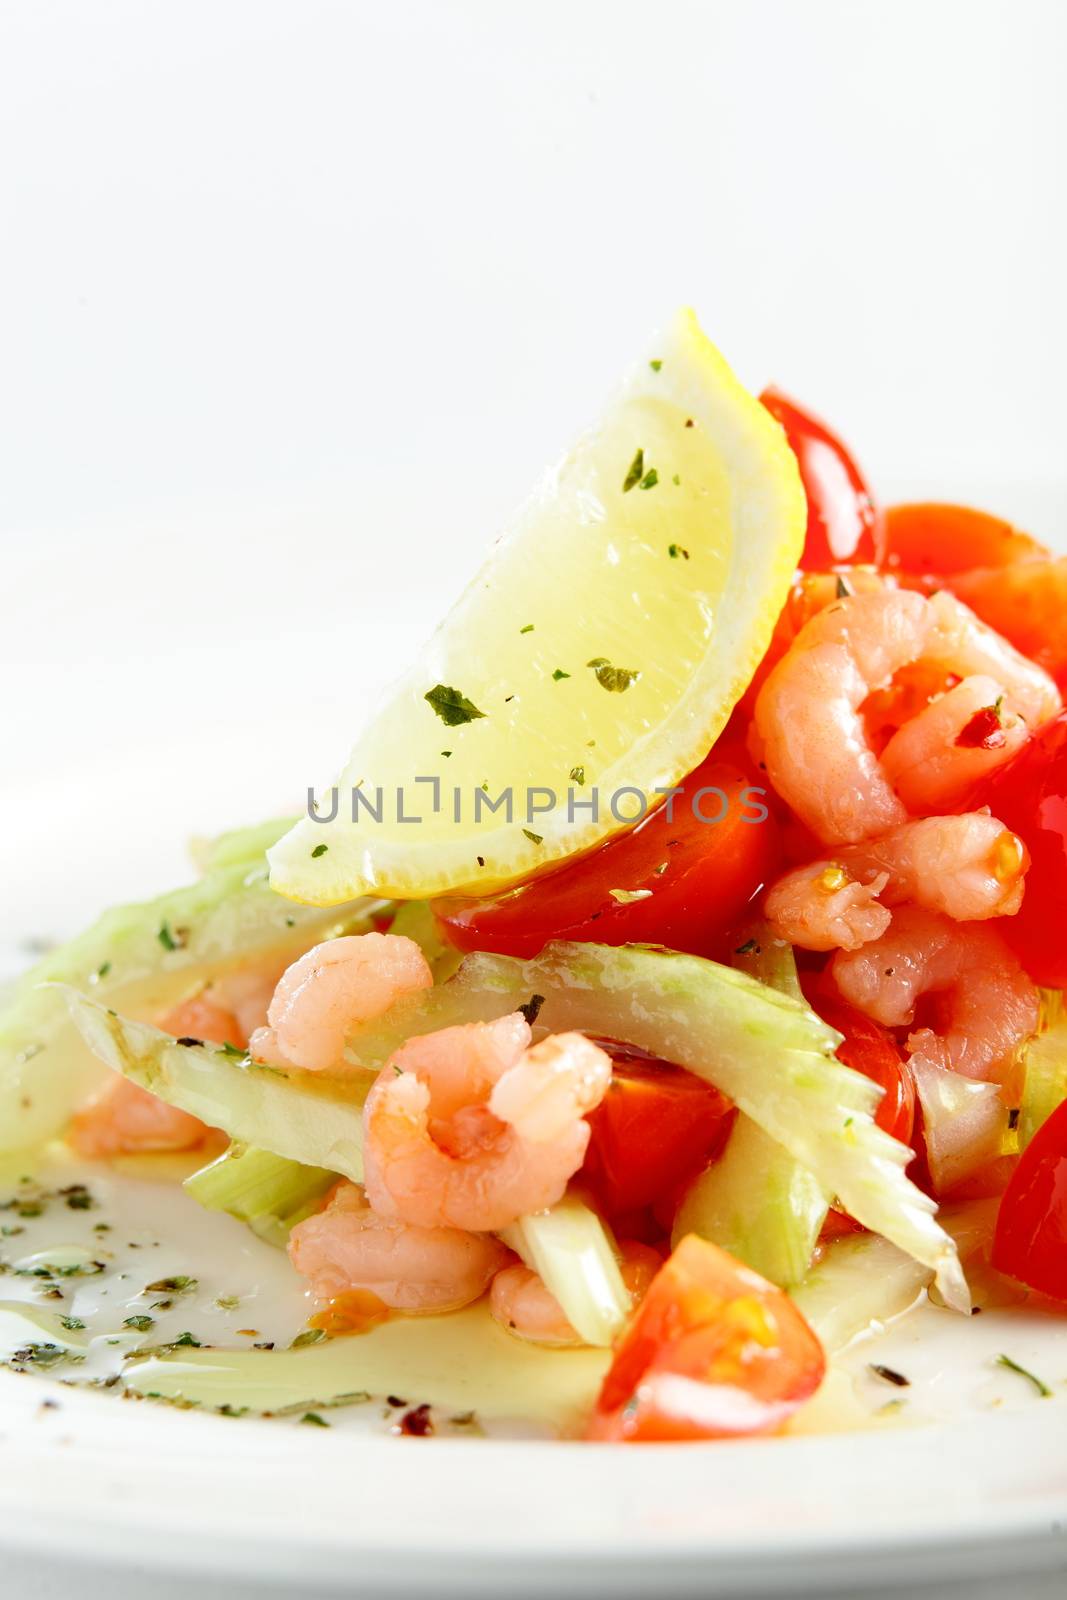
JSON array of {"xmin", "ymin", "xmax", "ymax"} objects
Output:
[
  {"xmin": 587, "ymin": 1235, "xmax": 825, "ymax": 1443},
  {"xmin": 881, "ymin": 502, "xmax": 1047, "ymax": 578},
  {"xmin": 581, "ymin": 1050, "xmax": 734, "ymax": 1218},
  {"xmin": 759, "ymin": 388, "xmax": 882, "ymax": 569},
  {"xmin": 970, "ymin": 712, "xmax": 1067, "ymax": 988},
  {"xmin": 991, "ymin": 1098, "xmax": 1067, "ymax": 1299},
  {"xmin": 433, "ymin": 753, "xmax": 780, "ymax": 961},
  {"xmin": 803, "ymin": 986, "xmax": 916, "ymax": 1146}
]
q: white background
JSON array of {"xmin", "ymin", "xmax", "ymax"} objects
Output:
[{"xmin": 1, "ymin": 0, "xmax": 1064, "ymax": 934}]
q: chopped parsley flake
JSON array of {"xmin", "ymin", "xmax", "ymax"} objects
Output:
[
  {"xmin": 58, "ymin": 1315, "xmax": 85, "ymax": 1331},
  {"xmin": 95, "ymin": 961, "xmax": 111, "ymax": 980},
  {"xmin": 301, "ymin": 1411, "xmax": 330, "ymax": 1427},
  {"xmin": 522, "ymin": 828, "xmax": 543, "ymax": 845},
  {"xmin": 995, "ymin": 1353, "xmax": 1051, "ymax": 1397},
  {"xmin": 424, "ymin": 684, "xmax": 487, "ymax": 726},
  {"xmin": 520, "ymin": 624, "xmax": 535, "ymax": 634},
  {"xmin": 672, "ymin": 473, "xmax": 681, "ymax": 486},
  {"xmin": 608, "ymin": 888, "xmax": 652, "ymax": 904},
  {"xmin": 290, "ymin": 1328, "xmax": 327, "ymax": 1349},
  {"xmin": 668, "ymin": 543, "xmax": 689, "ymax": 560},
  {"xmin": 441, "ymin": 750, "xmax": 452, "ymax": 758},
  {"xmin": 586, "ymin": 657, "xmax": 640, "ymax": 693},
  {"xmin": 123, "ymin": 1315, "xmax": 154, "ymax": 1332},
  {"xmin": 552, "ymin": 668, "xmax": 570, "ymax": 681},
  {"xmin": 518, "ymin": 994, "xmax": 545, "ymax": 1026},
  {"xmin": 649, "ymin": 359, "xmax": 662, "ymax": 372},
  {"xmin": 869, "ymin": 1363, "xmax": 910, "ymax": 1388},
  {"xmin": 214, "ymin": 1295, "xmax": 240, "ymax": 1311},
  {"xmin": 144, "ymin": 1275, "xmax": 197, "ymax": 1296},
  {"xmin": 734, "ymin": 938, "xmax": 760, "ymax": 955},
  {"xmin": 569, "ymin": 765, "xmax": 586, "ymax": 785},
  {"xmin": 638, "ymin": 467, "xmax": 659, "ymax": 490},
  {"xmin": 157, "ymin": 921, "xmax": 184, "ymax": 952},
  {"xmin": 310, "ymin": 843, "xmax": 328, "ymax": 858},
  {"xmin": 622, "ymin": 448, "xmax": 645, "ymax": 493}
]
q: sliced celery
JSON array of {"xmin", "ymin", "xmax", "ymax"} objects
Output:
[
  {"xmin": 346, "ymin": 942, "xmax": 966, "ymax": 1309},
  {"xmin": 500, "ymin": 1194, "xmax": 630, "ymax": 1347},
  {"xmin": 792, "ymin": 1232, "xmax": 932, "ymax": 1352},
  {"xmin": 674, "ymin": 925, "xmax": 829, "ymax": 1285},
  {"xmin": 184, "ymin": 1143, "xmax": 336, "ymax": 1247},
  {"xmin": 65, "ymin": 996, "xmax": 369, "ymax": 1181},
  {"xmin": 673, "ymin": 1117, "xmax": 829, "ymax": 1287},
  {"xmin": 1, "ymin": 819, "xmax": 381, "ymax": 1153},
  {"xmin": 1018, "ymin": 1019, "xmax": 1067, "ymax": 1149}
]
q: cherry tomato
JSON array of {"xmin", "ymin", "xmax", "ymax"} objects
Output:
[
  {"xmin": 581, "ymin": 1046, "xmax": 734, "ymax": 1219},
  {"xmin": 586, "ymin": 1235, "xmax": 826, "ymax": 1443},
  {"xmin": 882, "ymin": 502, "xmax": 1046, "ymax": 579},
  {"xmin": 433, "ymin": 749, "xmax": 779, "ymax": 960},
  {"xmin": 991, "ymin": 1097, "xmax": 1067, "ymax": 1300},
  {"xmin": 803, "ymin": 985, "xmax": 916, "ymax": 1146},
  {"xmin": 970, "ymin": 711, "xmax": 1067, "ymax": 987},
  {"xmin": 760, "ymin": 387, "xmax": 882, "ymax": 569},
  {"xmin": 950, "ymin": 561, "xmax": 1067, "ymax": 692}
]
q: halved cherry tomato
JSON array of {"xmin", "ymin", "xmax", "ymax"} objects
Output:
[
  {"xmin": 970, "ymin": 711, "xmax": 1067, "ymax": 988},
  {"xmin": 581, "ymin": 1046, "xmax": 733, "ymax": 1219},
  {"xmin": 586, "ymin": 1235, "xmax": 825, "ymax": 1442},
  {"xmin": 760, "ymin": 387, "xmax": 883, "ymax": 569},
  {"xmin": 804, "ymin": 987, "xmax": 915, "ymax": 1146},
  {"xmin": 991, "ymin": 1096, "xmax": 1067, "ymax": 1300},
  {"xmin": 433, "ymin": 749, "xmax": 779, "ymax": 960},
  {"xmin": 950, "ymin": 561, "xmax": 1067, "ymax": 692},
  {"xmin": 882, "ymin": 502, "xmax": 1046, "ymax": 579}
]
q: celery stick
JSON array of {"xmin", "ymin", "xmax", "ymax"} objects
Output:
[
  {"xmin": 673, "ymin": 1117, "xmax": 829, "ymax": 1287},
  {"xmin": 500, "ymin": 1194, "xmax": 630, "ymax": 1347},
  {"xmin": 184, "ymin": 1143, "xmax": 336, "ymax": 1247},
  {"xmin": 1, "ymin": 818, "xmax": 381, "ymax": 1153},
  {"xmin": 792, "ymin": 1232, "xmax": 932, "ymax": 1352},
  {"xmin": 65, "ymin": 996, "xmax": 369, "ymax": 1181},
  {"xmin": 1018, "ymin": 1019, "xmax": 1067, "ymax": 1149},
  {"xmin": 673, "ymin": 926, "xmax": 829, "ymax": 1285}
]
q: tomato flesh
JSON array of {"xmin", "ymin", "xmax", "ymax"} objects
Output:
[
  {"xmin": 970, "ymin": 711, "xmax": 1067, "ymax": 988},
  {"xmin": 809, "ymin": 991, "xmax": 916, "ymax": 1147},
  {"xmin": 882, "ymin": 502, "xmax": 1046, "ymax": 578},
  {"xmin": 581, "ymin": 1047, "xmax": 734, "ymax": 1219},
  {"xmin": 760, "ymin": 387, "xmax": 882, "ymax": 569},
  {"xmin": 587, "ymin": 1235, "xmax": 825, "ymax": 1442},
  {"xmin": 433, "ymin": 749, "xmax": 779, "ymax": 960},
  {"xmin": 991, "ymin": 1097, "xmax": 1067, "ymax": 1300}
]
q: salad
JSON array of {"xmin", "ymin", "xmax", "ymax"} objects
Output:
[{"xmin": 4, "ymin": 310, "xmax": 1066, "ymax": 1443}]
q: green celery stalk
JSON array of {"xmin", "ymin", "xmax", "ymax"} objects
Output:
[
  {"xmin": 184, "ymin": 1143, "xmax": 336, "ymax": 1247},
  {"xmin": 1018, "ymin": 1018, "xmax": 1067, "ymax": 1149},
  {"xmin": 500, "ymin": 1194, "xmax": 630, "ymax": 1347}
]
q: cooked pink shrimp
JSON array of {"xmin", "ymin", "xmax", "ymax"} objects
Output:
[
  {"xmin": 209, "ymin": 962, "xmax": 291, "ymax": 1043},
  {"xmin": 248, "ymin": 933, "xmax": 432, "ymax": 1072},
  {"xmin": 880, "ymin": 675, "xmax": 1030, "ymax": 811},
  {"xmin": 489, "ymin": 1242, "xmax": 661, "ymax": 1347},
  {"xmin": 831, "ymin": 905, "xmax": 1039, "ymax": 1082},
  {"xmin": 288, "ymin": 1181, "xmax": 509, "ymax": 1312},
  {"xmin": 69, "ymin": 994, "xmax": 237, "ymax": 1156},
  {"xmin": 755, "ymin": 588, "xmax": 1060, "ymax": 844},
  {"xmin": 765, "ymin": 812, "xmax": 1029, "ymax": 952},
  {"xmin": 362, "ymin": 1015, "xmax": 613, "ymax": 1232}
]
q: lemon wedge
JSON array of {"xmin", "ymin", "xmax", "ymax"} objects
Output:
[{"xmin": 269, "ymin": 309, "xmax": 805, "ymax": 904}]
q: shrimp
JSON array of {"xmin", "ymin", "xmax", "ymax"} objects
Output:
[
  {"xmin": 248, "ymin": 933, "xmax": 432, "ymax": 1072},
  {"xmin": 288, "ymin": 1181, "xmax": 508, "ymax": 1313},
  {"xmin": 765, "ymin": 812, "xmax": 1029, "ymax": 952},
  {"xmin": 68, "ymin": 994, "xmax": 238, "ymax": 1157},
  {"xmin": 362, "ymin": 1015, "xmax": 613, "ymax": 1232},
  {"xmin": 489, "ymin": 1243, "xmax": 661, "ymax": 1347},
  {"xmin": 754, "ymin": 588, "xmax": 1060, "ymax": 844},
  {"xmin": 880, "ymin": 675, "xmax": 1030, "ymax": 811},
  {"xmin": 831, "ymin": 905, "xmax": 1039, "ymax": 1082}
]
